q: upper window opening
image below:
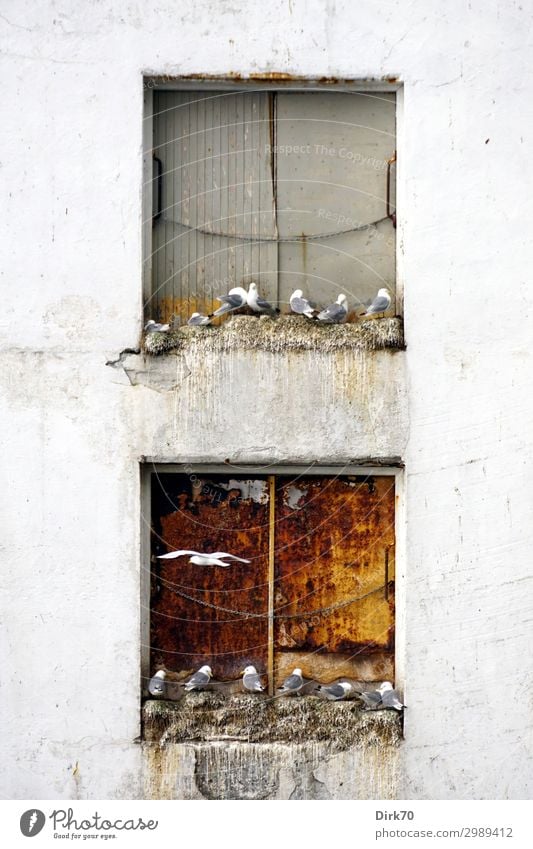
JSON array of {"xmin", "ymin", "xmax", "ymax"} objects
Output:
[{"xmin": 147, "ymin": 87, "xmax": 396, "ymax": 325}]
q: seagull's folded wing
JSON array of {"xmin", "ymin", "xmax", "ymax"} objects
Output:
[{"xmin": 368, "ymin": 296, "xmax": 390, "ymax": 313}]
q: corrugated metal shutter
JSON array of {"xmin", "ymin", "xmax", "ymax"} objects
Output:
[
  {"xmin": 150, "ymin": 89, "xmax": 395, "ymax": 322},
  {"xmin": 276, "ymin": 92, "xmax": 396, "ymax": 313},
  {"xmin": 151, "ymin": 91, "xmax": 277, "ymax": 323}
]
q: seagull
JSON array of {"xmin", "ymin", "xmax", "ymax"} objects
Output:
[
  {"xmin": 317, "ymin": 681, "xmax": 353, "ymax": 701},
  {"xmin": 359, "ymin": 687, "xmax": 383, "ymax": 709},
  {"xmin": 242, "ymin": 665, "xmax": 265, "ymax": 693},
  {"xmin": 157, "ymin": 549, "xmax": 251, "ymax": 568},
  {"xmin": 148, "ymin": 669, "xmax": 167, "ymax": 696},
  {"xmin": 184, "ymin": 664, "xmax": 212, "ymax": 691},
  {"xmin": 247, "ymin": 282, "xmax": 279, "ymax": 317},
  {"xmin": 278, "ymin": 667, "xmax": 304, "ymax": 696},
  {"xmin": 379, "ymin": 681, "xmax": 405, "ymax": 710},
  {"xmin": 316, "ymin": 294, "xmax": 348, "ymax": 324},
  {"xmin": 187, "ymin": 312, "xmax": 211, "ymax": 326},
  {"xmin": 212, "ymin": 286, "xmax": 248, "ymax": 317},
  {"xmin": 290, "ymin": 288, "xmax": 318, "ymax": 318},
  {"xmin": 360, "ymin": 681, "xmax": 405, "ymax": 711},
  {"xmin": 144, "ymin": 319, "xmax": 170, "ymax": 333},
  {"xmin": 362, "ymin": 287, "xmax": 391, "ymax": 318}
]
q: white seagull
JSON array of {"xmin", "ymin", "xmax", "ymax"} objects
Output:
[
  {"xmin": 360, "ymin": 681, "xmax": 405, "ymax": 711},
  {"xmin": 278, "ymin": 667, "xmax": 304, "ymax": 696},
  {"xmin": 211, "ymin": 286, "xmax": 248, "ymax": 317},
  {"xmin": 379, "ymin": 681, "xmax": 405, "ymax": 710},
  {"xmin": 317, "ymin": 681, "xmax": 353, "ymax": 701},
  {"xmin": 242, "ymin": 665, "xmax": 265, "ymax": 693},
  {"xmin": 144, "ymin": 319, "xmax": 170, "ymax": 333},
  {"xmin": 187, "ymin": 312, "xmax": 211, "ymax": 326},
  {"xmin": 290, "ymin": 288, "xmax": 318, "ymax": 318},
  {"xmin": 157, "ymin": 549, "xmax": 251, "ymax": 568},
  {"xmin": 316, "ymin": 294, "xmax": 348, "ymax": 324},
  {"xmin": 362, "ymin": 287, "xmax": 391, "ymax": 318},
  {"xmin": 184, "ymin": 664, "xmax": 213, "ymax": 691},
  {"xmin": 148, "ymin": 669, "xmax": 167, "ymax": 696},
  {"xmin": 247, "ymin": 282, "xmax": 279, "ymax": 317}
]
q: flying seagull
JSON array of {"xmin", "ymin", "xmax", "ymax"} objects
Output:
[
  {"xmin": 362, "ymin": 287, "xmax": 391, "ymax": 318},
  {"xmin": 212, "ymin": 286, "xmax": 248, "ymax": 317},
  {"xmin": 187, "ymin": 312, "xmax": 211, "ymax": 326},
  {"xmin": 148, "ymin": 669, "xmax": 167, "ymax": 696},
  {"xmin": 157, "ymin": 549, "xmax": 251, "ymax": 567},
  {"xmin": 144, "ymin": 319, "xmax": 170, "ymax": 333},
  {"xmin": 317, "ymin": 681, "xmax": 353, "ymax": 701},
  {"xmin": 247, "ymin": 282, "xmax": 279, "ymax": 317},
  {"xmin": 360, "ymin": 681, "xmax": 405, "ymax": 711},
  {"xmin": 242, "ymin": 665, "xmax": 265, "ymax": 693},
  {"xmin": 184, "ymin": 664, "xmax": 212, "ymax": 691},
  {"xmin": 290, "ymin": 288, "xmax": 318, "ymax": 318},
  {"xmin": 316, "ymin": 294, "xmax": 348, "ymax": 324},
  {"xmin": 278, "ymin": 667, "xmax": 304, "ymax": 696}
]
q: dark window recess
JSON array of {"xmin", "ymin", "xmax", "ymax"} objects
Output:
[{"xmin": 150, "ymin": 473, "xmax": 395, "ymax": 690}]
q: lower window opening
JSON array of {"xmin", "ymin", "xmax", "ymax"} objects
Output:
[{"xmin": 146, "ymin": 469, "xmax": 395, "ymax": 700}]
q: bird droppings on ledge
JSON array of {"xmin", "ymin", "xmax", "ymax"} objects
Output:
[
  {"xmin": 142, "ymin": 315, "xmax": 405, "ymax": 356},
  {"xmin": 142, "ymin": 693, "xmax": 403, "ymax": 749},
  {"xmin": 142, "ymin": 695, "xmax": 402, "ymax": 799}
]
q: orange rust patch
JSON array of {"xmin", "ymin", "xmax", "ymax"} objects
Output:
[
  {"xmin": 151, "ymin": 474, "xmax": 270, "ymax": 680},
  {"xmin": 273, "ymin": 476, "xmax": 395, "ymax": 684}
]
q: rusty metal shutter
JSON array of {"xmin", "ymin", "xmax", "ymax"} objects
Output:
[
  {"xmin": 274, "ymin": 475, "xmax": 395, "ymax": 686},
  {"xmin": 150, "ymin": 474, "xmax": 270, "ymax": 680},
  {"xmin": 150, "ymin": 473, "xmax": 395, "ymax": 687}
]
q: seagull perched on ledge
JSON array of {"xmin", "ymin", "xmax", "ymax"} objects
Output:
[
  {"xmin": 247, "ymin": 282, "xmax": 279, "ymax": 317},
  {"xmin": 144, "ymin": 319, "xmax": 170, "ymax": 333},
  {"xmin": 148, "ymin": 669, "xmax": 167, "ymax": 696},
  {"xmin": 187, "ymin": 312, "xmax": 211, "ymax": 326},
  {"xmin": 290, "ymin": 288, "xmax": 318, "ymax": 318},
  {"xmin": 278, "ymin": 668, "xmax": 305, "ymax": 696},
  {"xmin": 316, "ymin": 294, "xmax": 348, "ymax": 324},
  {"xmin": 360, "ymin": 681, "xmax": 405, "ymax": 711},
  {"xmin": 184, "ymin": 665, "xmax": 213, "ymax": 691},
  {"xmin": 242, "ymin": 665, "xmax": 265, "ymax": 693},
  {"xmin": 361, "ymin": 287, "xmax": 391, "ymax": 318},
  {"xmin": 157, "ymin": 549, "xmax": 251, "ymax": 567},
  {"xmin": 212, "ymin": 286, "xmax": 248, "ymax": 317},
  {"xmin": 317, "ymin": 681, "xmax": 353, "ymax": 701}
]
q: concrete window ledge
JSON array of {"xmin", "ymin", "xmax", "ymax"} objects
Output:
[
  {"xmin": 142, "ymin": 314, "xmax": 405, "ymax": 356},
  {"xmin": 142, "ymin": 695, "xmax": 403, "ymax": 800},
  {"xmin": 143, "ymin": 693, "xmax": 402, "ymax": 746}
]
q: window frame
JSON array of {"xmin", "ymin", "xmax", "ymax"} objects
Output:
[
  {"xmin": 142, "ymin": 76, "xmax": 404, "ymax": 324},
  {"xmin": 140, "ymin": 461, "xmax": 405, "ymax": 699}
]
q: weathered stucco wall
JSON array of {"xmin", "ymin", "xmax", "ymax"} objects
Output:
[{"xmin": 2, "ymin": 0, "xmax": 533, "ymax": 799}]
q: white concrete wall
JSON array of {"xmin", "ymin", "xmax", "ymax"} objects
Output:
[{"xmin": 2, "ymin": 0, "xmax": 533, "ymax": 799}]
